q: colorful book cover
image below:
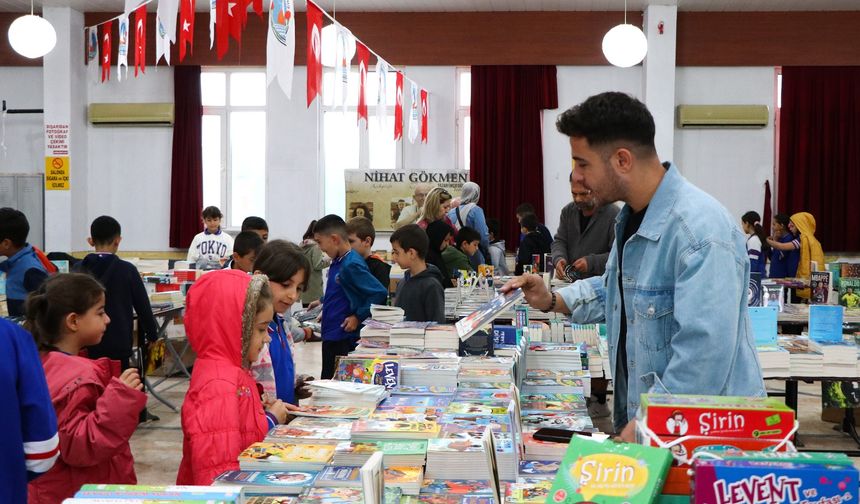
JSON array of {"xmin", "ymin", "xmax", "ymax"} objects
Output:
[
  {"xmin": 292, "ymin": 406, "xmax": 373, "ymax": 419},
  {"xmin": 381, "ymin": 396, "xmax": 452, "ymax": 408},
  {"xmin": 647, "ymin": 434, "xmax": 790, "ymax": 461},
  {"xmin": 822, "ymin": 380, "xmax": 860, "ymax": 408},
  {"xmin": 492, "ymin": 325, "xmax": 519, "ymax": 346},
  {"xmin": 457, "ymin": 381, "xmax": 513, "ymax": 390},
  {"xmin": 352, "ymin": 420, "xmax": 441, "ymax": 436},
  {"xmin": 316, "ymin": 466, "xmax": 362, "ymax": 486},
  {"xmin": 445, "ymin": 402, "xmax": 509, "ymax": 416},
  {"xmin": 336, "ymin": 439, "xmax": 428, "ymax": 457},
  {"xmin": 267, "ymin": 419, "xmax": 353, "ymax": 442},
  {"xmin": 413, "ymin": 496, "xmax": 496, "ymax": 503},
  {"xmin": 762, "ymin": 283, "xmax": 785, "ymax": 312},
  {"xmin": 335, "ymin": 357, "xmax": 401, "ymax": 390},
  {"xmin": 810, "ymin": 271, "xmax": 832, "ymax": 304},
  {"xmin": 245, "ymin": 498, "xmax": 298, "ymax": 504},
  {"xmin": 520, "ymin": 411, "xmax": 595, "ymax": 432},
  {"xmin": 420, "ymin": 479, "xmax": 494, "ymax": 495},
  {"xmin": 455, "ymin": 389, "xmax": 514, "ymax": 401},
  {"xmin": 214, "ymin": 470, "xmax": 318, "ymax": 490},
  {"xmin": 841, "ymin": 277, "xmax": 860, "ymax": 309},
  {"xmin": 428, "ymin": 437, "xmax": 483, "ymax": 452},
  {"xmin": 74, "ymin": 485, "xmax": 242, "ymax": 501},
  {"xmin": 546, "ymin": 437, "xmax": 672, "ymax": 503},
  {"xmin": 520, "ymin": 399, "xmax": 586, "ymax": 412},
  {"xmin": 503, "ymin": 478, "xmax": 553, "ymax": 503},
  {"xmin": 692, "ymin": 459, "xmax": 858, "ymax": 504},
  {"xmin": 238, "ymin": 443, "xmax": 335, "ymax": 466},
  {"xmin": 518, "ymin": 460, "xmax": 561, "ymax": 479},
  {"xmin": 640, "ymin": 394, "xmax": 795, "ymax": 439},
  {"xmin": 297, "ymin": 487, "xmax": 364, "ymax": 502},
  {"xmin": 383, "ymin": 466, "xmax": 423, "ymax": 486},
  {"xmin": 842, "ymin": 263, "xmax": 860, "ymax": 279},
  {"xmin": 748, "ymin": 271, "xmax": 762, "ymax": 307},
  {"xmin": 520, "ymin": 393, "xmax": 585, "ymax": 403},
  {"xmin": 392, "ymin": 385, "xmax": 456, "ymax": 396},
  {"xmin": 693, "ymin": 447, "xmax": 851, "ymax": 466},
  {"xmin": 455, "ymin": 289, "xmax": 525, "ymax": 341}
]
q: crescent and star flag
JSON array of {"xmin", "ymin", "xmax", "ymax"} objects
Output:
[
  {"xmin": 101, "ymin": 20, "xmax": 112, "ymax": 82},
  {"xmin": 134, "ymin": 5, "xmax": 147, "ymax": 76},
  {"xmin": 420, "ymin": 89, "xmax": 428, "ymax": 143},
  {"xmin": 408, "ymin": 80, "xmax": 419, "ymax": 144},
  {"xmin": 306, "ymin": 0, "xmax": 323, "ymax": 107},
  {"xmin": 155, "ymin": 0, "xmax": 178, "ymax": 65},
  {"xmin": 394, "ymin": 71, "xmax": 404, "ymax": 140},
  {"xmin": 179, "ymin": 0, "xmax": 195, "ymax": 61},
  {"xmin": 356, "ymin": 41, "xmax": 370, "ymax": 126},
  {"xmin": 266, "ymin": 0, "xmax": 295, "ymax": 98}
]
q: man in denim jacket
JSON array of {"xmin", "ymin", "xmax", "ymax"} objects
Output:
[{"xmin": 505, "ymin": 92, "xmax": 765, "ymax": 440}]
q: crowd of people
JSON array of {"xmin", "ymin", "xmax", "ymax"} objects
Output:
[{"xmin": 1, "ymin": 91, "xmax": 830, "ymax": 502}]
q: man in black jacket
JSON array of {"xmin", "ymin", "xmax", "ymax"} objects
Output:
[{"xmin": 77, "ymin": 216, "xmax": 158, "ymax": 419}]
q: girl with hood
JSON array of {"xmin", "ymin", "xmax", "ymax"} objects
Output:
[
  {"xmin": 767, "ymin": 212, "xmax": 825, "ymax": 300},
  {"xmin": 176, "ymin": 270, "xmax": 289, "ymax": 485},
  {"xmin": 25, "ymin": 274, "xmax": 146, "ymax": 503}
]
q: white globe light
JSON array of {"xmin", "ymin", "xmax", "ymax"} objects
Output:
[
  {"xmin": 321, "ymin": 23, "xmax": 355, "ymax": 68},
  {"xmin": 8, "ymin": 14, "xmax": 57, "ymax": 59},
  {"xmin": 602, "ymin": 23, "xmax": 647, "ymax": 68}
]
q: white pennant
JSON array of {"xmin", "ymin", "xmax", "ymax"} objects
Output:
[
  {"xmin": 117, "ymin": 15, "xmax": 130, "ymax": 81},
  {"xmin": 375, "ymin": 59, "xmax": 388, "ymax": 128},
  {"xmin": 266, "ymin": 0, "xmax": 295, "ymax": 98},
  {"xmin": 209, "ymin": 0, "xmax": 217, "ymax": 49},
  {"xmin": 155, "ymin": 0, "xmax": 179, "ymax": 65},
  {"xmin": 334, "ymin": 26, "xmax": 353, "ymax": 114},
  {"xmin": 408, "ymin": 81, "xmax": 420, "ymax": 144}
]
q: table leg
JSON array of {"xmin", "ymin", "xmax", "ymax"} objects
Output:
[
  {"xmin": 784, "ymin": 379, "xmax": 803, "ymax": 447},
  {"xmin": 841, "ymin": 408, "xmax": 860, "ymax": 448}
]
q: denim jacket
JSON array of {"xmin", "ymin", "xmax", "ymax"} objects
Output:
[{"xmin": 557, "ymin": 164, "xmax": 765, "ymax": 430}]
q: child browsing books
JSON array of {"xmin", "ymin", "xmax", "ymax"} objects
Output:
[
  {"xmin": 767, "ymin": 212, "xmax": 824, "ymax": 299},
  {"xmin": 443, "ymin": 226, "xmax": 480, "ymax": 275},
  {"xmin": 224, "ymin": 231, "xmax": 265, "ymax": 273},
  {"xmin": 177, "ymin": 271, "xmax": 290, "ymax": 485},
  {"xmin": 487, "ymin": 218, "xmax": 510, "ymax": 276},
  {"xmin": 0, "ymin": 208, "xmax": 49, "ymax": 317},
  {"xmin": 767, "ymin": 213, "xmax": 800, "ymax": 279},
  {"xmin": 347, "ymin": 216, "xmax": 392, "ymax": 291},
  {"xmin": 252, "ymin": 240, "xmax": 316, "ymax": 405},
  {"xmin": 25, "ymin": 274, "xmax": 146, "ymax": 503},
  {"xmin": 390, "ymin": 224, "xmax": 446, "ymax": 324},
  {"xmin": 515, "ymin": 213, "xmax": 551, "ymax": 275},
  {"xmin": 241, "ymin": 216, "xmax": 269, "ymax": 242},
  {"xmin": 186, "ymin": 206, "xmax": 234, "ymax": 270},
  {"xmin": 313, "ymin": 215, "xmax": 388, "ymax": 379}
]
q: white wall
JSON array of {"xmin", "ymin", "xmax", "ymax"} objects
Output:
[
  {"xmin": 0, "ymin": 67, "xmax": 44, "ymax": 175},
  {"xmin": 673, "ymin": 67, "xmax": 775, "ymax": 226}
]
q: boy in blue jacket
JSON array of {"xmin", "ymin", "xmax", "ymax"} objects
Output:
[
  {"xmin": 313, "ymin": 215, "xmax": 388, "ymax": 379},
  {"xmin": 0, "ymin": 208, "xmax": 49, "ymax": 317}
]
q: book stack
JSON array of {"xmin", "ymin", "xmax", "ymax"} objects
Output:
[
  {"xmin": 755, "ymin": 347, "xmax": 791, "ymax": 378},
  {"xmin": 381, "ymin": 466, "xmax": 424, "ymax": 495},
  {"xmin": 458, "ymin": 357, "xmax": 515, "ymax": 386},
  {"xmin": 291, "ymin": 406, "xmax": 374, "ymax": 420},
  {"xmin": 568, "ymin": 323, "xmax": 602, "ymax": 346},
  {"xmin": 400, "ymin": 362, "xmax": 459, "ymax": 388},
  {"xmin": 522, "ymin": 369, "xmax": 591, "ymax": 397},
  {"xmin": 265, "ymin": 418, "xmax": 354, "ymax": 444},
  {"xmin": 71, "ymin": 484, "xmax": 244, "ymax": 502},
  {"xmin": 370, "ymin": 304, "xmax": 405, "ymax": 324},
  {"xmin": 351, "ymin": 420, "xmax": 441, "ymax": 440},
  {"xmin": 390, "ymin": 321, "xmax": 433, "ymax": 349},
  {"xmin": 213, "ymin": 469, "xmax": 319, "ymax": 496},
  {"xmin": 503, "ymin": 478, "xmax": 553, "ymax": 503},
  {"xmin": 520, "ymin": 432, "xmax": 568, "ymax": 461},
  {"xmin": 525, "ymin": 342, "xmax": 585, "ymax": 372},
  {"xmin": 418, "ymin": 479, "xmax": 495, "ymax": 500},
  {"xmin": 238, "ymin": 443, "xmax": 335, "ymax": 472},
  {"xmin": 424, "ymin": 436, "xmax": 491, "ymax": 480},
  {"xmin": 586, "ymin": 345, "xmax": 603, "ymax": 377},
  {"xmin": 333, "ymin": 356, "xmax": 401, "ymax": 390},
  {"xmin": 306, "ymin": 380, "xmax": 389, "ymax": 408},
  {"xmin": 812, "ymin": 340, "xmax": 859, "ymax": 377},
  {"xmin": 492, "ymin": 431, "xmax": 518, "ymax": 482},
  {"xmin": 332, "ymin": 439, "xmax": 428, "ymax": 467},
  {"xmin": 779, "ymin": 335, "xmax": 824, "ymax": 377},
  {"xmin": 424, "ymin": 324, "xmax": 461, "ymax": 350},
  {"xmin": 359, "ymin": 320, "xmax": 392, "ymax": 345}
]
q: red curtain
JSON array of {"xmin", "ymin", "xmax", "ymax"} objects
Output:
[
  {"xmin": 169, "ymin": 66, "xmax": 204, "ymax": 249},
  {"xmin": 470, "ymin": 65, "xmax": 558, "ymax": 250},
  {"xmin": 777, "ymin": 66, "xmax": 860, "ymax": 252}
]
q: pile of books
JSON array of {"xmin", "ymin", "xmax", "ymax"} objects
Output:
[
  {"xmin": 424, "ymin": 324, "xmax": 460, "ymax": 350},
  {"xmin": 307, "ymin": 380, "xmax": 389, "ymax": 408},
  {"xmin": 351, "ymin": 419, "xmax": 441, "ymax": 440},
  {"xmin": 390, "ymin": 321, "xmax": 433, "ymax": 349},
  {"xmin": 238, "ymin": 442, "xmax": 336, "ymax": 472},
  {"xmin": 458, "ymin": 356, "xmax": 514, "ymax": 386},
  {"xmin": 312, "ymin": 464, "xmax": 424, "ymax": 496},
  {"xmin": 400, "ymin": 361, "xmax": 459, "ymax": 388},
  {"xmin": 522, "ymin": 369, "xmax": 591, "ymax": 397},
  {"xmin": 424, "ymin": 435, "xmax": 490, "ymax": 480},
  {"xmin": 808, "ymin": 339, "xmax": 859, "ymax": 378},
  {"xmin": 525, "ymin": 342, "xmax": 585, "ymax": 371},
  {"xmin": 370, "ymin": 304, "xmax": 405, "ymax": 324},
  {"xmin": 331, "ymin": 439, "xmax": 428, "ymax": 467},
  {"xmin": 779, "ymin": 335, "xmax": 824, "ymax": 377},
  {"xmin": 756, "ymin": 345, "xmax": 791, "ymax": 377},
  {"xmin": 265, "ymin": 417, "xmax": 354, "ymax": 444}
]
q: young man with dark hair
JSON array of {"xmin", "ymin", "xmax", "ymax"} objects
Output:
[
  {"xmin": 187, "ymin": 206, "xmax": 234, "ymax": 269},
  {"xmin": 515, "ymin": 214, "xmax": 551, "ymax": 275},
  {"xmin": 514, "ymin": 203, "xmax": 552, "ymax": 248},
  {"xmin": 504, "ymin": 91, "xmax": 765, "ymax": 440},
  {"xmin": 346, "ymin": 216, "xmax": 391, "ymax": 291},
  {"xmin": 313, "ymin": 215, "xmax": 388, "ymax": 379},
  {"xmin": 0, "ymin": 208, "xmax": 48, "ymax": 317},
  {"xmin": 390, "ymin": 224, "xmax": 445, "ymax": 324},
  {"xmin": 486, "ymin": 218, "xmax": 510, "ymax": 275},
  {"xmin": 224, "ymin": 231, "xmax": 264, "ymax": 273},
  {"xmin": 443, "ymin": 226, "xmax": 479, "ymax": 275},
  {"xmin": 241, "ymin": 216, "xmax": 269, "ymax": 242}
]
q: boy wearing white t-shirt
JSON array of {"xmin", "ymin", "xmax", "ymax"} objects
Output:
[{"xmin": 187, "ymin": 206, "xmax": 234, "ymax": 270}]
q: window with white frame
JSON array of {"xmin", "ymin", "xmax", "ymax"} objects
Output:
[
  {"xmin": 457, "ymin": 68, "xmax": 471, "ymax": 171},
  {"xmin": 201, "ymin": 69, "xmax": 267, "ymax": 228},
  {"xmin": 322, "ymin": 68, "xmax": 398, "ymax": 217}
]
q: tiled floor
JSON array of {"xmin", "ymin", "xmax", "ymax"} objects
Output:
[{"xmin": 130, "ymin": 341, "xmax": 860, "ymax": 484}]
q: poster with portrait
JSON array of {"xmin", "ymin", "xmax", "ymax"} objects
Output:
[{"xmin": 345, "ymin": 169, "xmax": 468, "ymax": 232}]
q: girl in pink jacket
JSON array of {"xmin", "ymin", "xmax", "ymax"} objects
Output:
[
  {"xmin": 25, "ymin": 273, "xmax": 146, "ymax": 503},
  {"xmin": 176, "ymin": 270, "xmax": 289, "ymax": 485}
]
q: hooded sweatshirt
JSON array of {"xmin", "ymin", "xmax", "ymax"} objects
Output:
[
  {"xmin": 76, "ymin": 253, "xmax": 158, "ymax": 360},
  {"xmin": 176, "ymin": 270, "xmax": 270, "ymax": 485},
  {"xmin": 791, "ymin": 212, "xmax": 825, "ymax": 300},
  {"xmin": 394, "ymin": 263, "xmax": 446, "ymax": 324}
]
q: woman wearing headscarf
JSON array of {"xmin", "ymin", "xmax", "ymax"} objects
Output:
[
  {"xmin": 448, "ymin": 182, "xmax": 490, "ymax": 268},
  {"xmin": 426, "ymin": 220, "xmax": 455, "ymax": 288},
  {"xmin": 767, "ymin": 211, "xmax": 824, "ymax": 300}
]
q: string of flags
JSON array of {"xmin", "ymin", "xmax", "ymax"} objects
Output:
[{"xmin": 83, "ymin": 0, "xmax": 428, "ymax": 143}]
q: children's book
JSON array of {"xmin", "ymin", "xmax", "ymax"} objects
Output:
[
  {"xmin": 839, "ymin": 277, "xmax": 860, "ymax": 309},
  {"xmin": 445, "ymin": 402, "xmax": 509, "ymax": 416},
  {"xmin": 244, "ymin": 498, "xmax": 298, "ymax": 504},
  {"xmin": 503, "ymin": 478, "xmax": 553, "ymax": 503},
  {"xmin": 238, "ymin": 443, "xmax": 335, "ymax": 471},
  {"xmin": 419, "ymin": 480, "xmax": 494, "ymax": 495},
  {"xmin": 316, "ymin": 466, "xmax": 362, "ymax": 487},
  {"xmin": 391, "ymin": 385, "xmax": 456, "ymax": 396},
  {"xmin": 291, "ymin": 406, "xmax": 373, "ymax": 419},
  {"xmin": 455, "ymin": 289, "xmax": 524, "ymax": 341},
  {"xmin": 547, "ymin": 436, "xmax": 672, "ymax": 503},
  {"xmin": 380, "ymin": 395, "xmax": 452, "ymax": 408},
  {"xmin": 266, "ymin": 418, "xmax": 354, "ymax": 444},
  {"xmin": 351, "ymin": 420, "xmax": 441, "ymax": 439},
  {"xmin": 518, "ymin": 460, "xmax": 561, "ymax": 479},
  {"xmin": 213, "ymin": 470, "xmax": 319, "ymax": 494},
  {"xmin": 520, "ymin": 398, "xmax": 586, "ymax": 412},
  {"xmin": 335, "ymin": 357, "xmax": 401, "ymax": 390},
  {"xmin": 297, "ymin": 487, "xmax": 364, "ymax": 503},
  {"xmin": 73, "ymin": 485, "xmax": 243, "ymax": 502},
  {"xmin": 360, "ymin": 452, "xmax": 385, "ymax": 504},
  {"xmin": 810, "ymin": 271, "xmax": 832, "ymax": 304},
  {"xmin": 520, "ymin": 410, "xmax": 595, "ymax": 432}
]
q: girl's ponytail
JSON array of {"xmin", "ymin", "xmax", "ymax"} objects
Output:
[{"xmin": 742, "ymin": 211, "xmax": 770, "ymax": 257}]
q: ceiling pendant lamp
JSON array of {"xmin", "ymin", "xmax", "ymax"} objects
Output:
[
  {"xmin": 602, "ymin": 0, "xmax": 647, "ymax": 68},
  {"xmin": 7, "ymin": 0, "xmax": 56, "ymax": 59}
]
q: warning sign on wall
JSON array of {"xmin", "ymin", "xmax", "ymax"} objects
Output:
[
  {"xmin": 45, "ymin": 123, "xmax": 70, "ymax": 157},
  {"xmin": 45, "ymin": 156, "xmax": 70, "ymax": 190}
]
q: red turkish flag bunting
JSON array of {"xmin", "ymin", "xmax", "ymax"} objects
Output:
[
  {"xmin": 216, "ymin": 0, "xmax": 250, "ymax": 59},
  {"xmin": 394, "ymin": 71, "xmax": 404, "ymax": 140},
  {"xmin": 306, "ymin": 0, "xmax": 323, "ymax": 107},
  {"xmin": 134, "ymin": 5, "xmax": 147, "ymax": 77},
  {"xmin": 356, "ymin": 42, "xmax": 370, "ymax": 126},
  {"xmin": 179, "ymin": 0, "xmax": 195, "ymax": 61},
  {"xmin": 101, "ymin": 21, "xmax": 112, "ymax": 82},
  {"xmin": 420, "ymin": 89, "xmax": 428, "ymax": 143}
]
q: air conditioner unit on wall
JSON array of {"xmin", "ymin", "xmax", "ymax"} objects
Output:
[
  {"xmin": 676, "ymin": 105, "xmax": 769, "ymax": 129},
  {"xmin": 88, "ymin": 103, "xmax": 174, "ymax": 126}
]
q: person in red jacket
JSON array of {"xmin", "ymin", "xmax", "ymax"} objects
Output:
[
  {"xmin": 176, "ymin": 270, "xmax": 290, "ymax": 485},
  {"xmin": 24, "ymin": 273, "xmax": 146, "ymax": 503}
]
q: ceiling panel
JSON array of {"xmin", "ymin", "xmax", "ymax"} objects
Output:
[{"xmin": 3, "ymin": 0, "xmax": 858, "ymax": 13}]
